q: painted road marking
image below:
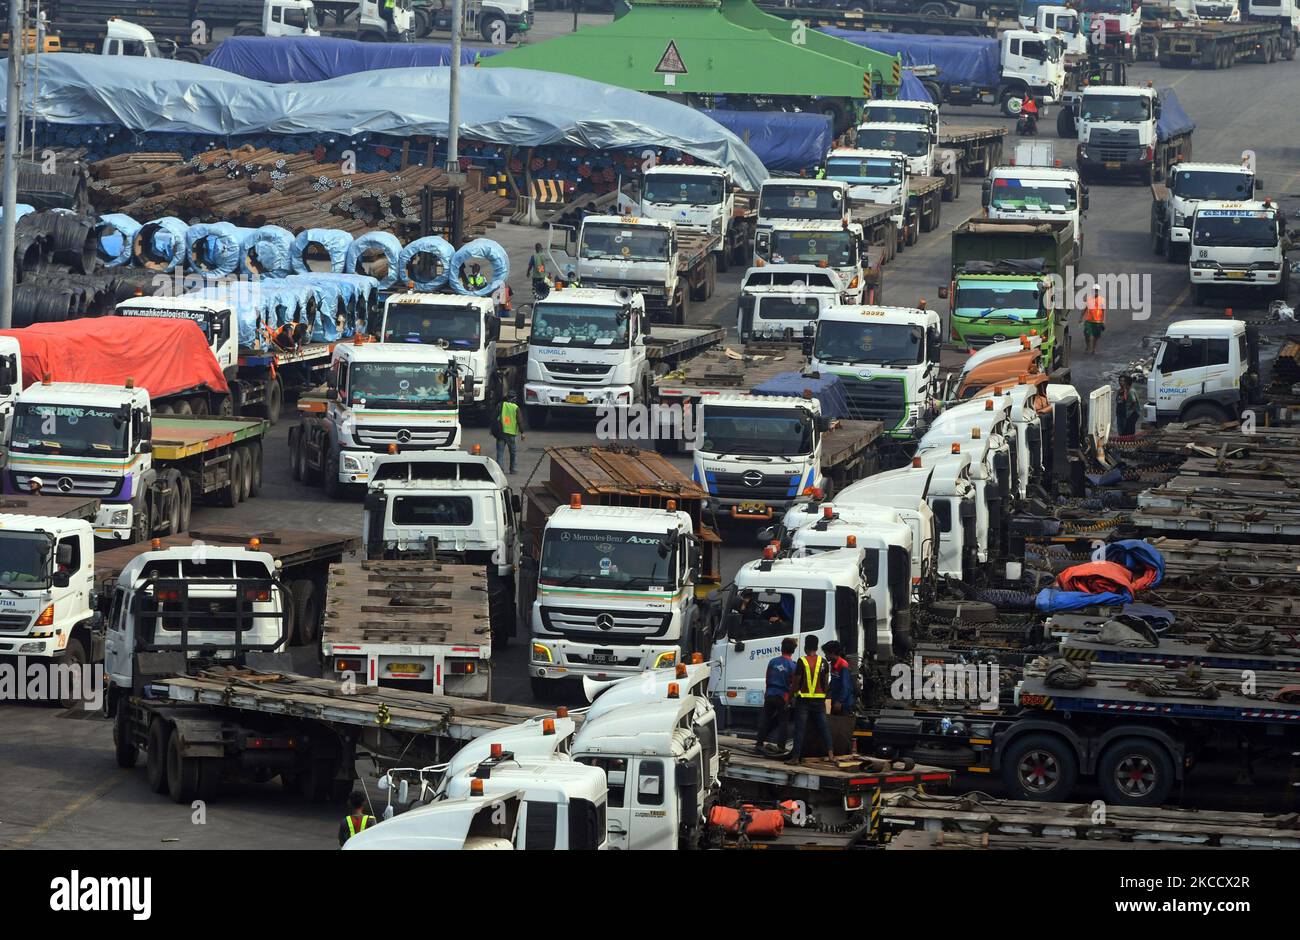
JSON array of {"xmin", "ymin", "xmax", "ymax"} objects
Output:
[{"xmin": 4, "ymin": 774, "xmax": 123, "ymax": 849}]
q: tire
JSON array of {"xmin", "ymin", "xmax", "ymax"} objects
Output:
[
  {"xmin": 1181, "ymin": 401, "xmax": 1227, "ymax": 424},
  {"xmin": 299, "ymin": 759, "xmax": 338, "ymax": 802},
  {"xmin": 1056, "ymin": 108, "xmax": 1076, "ymax": 140},
  {"xmin": 1150, "ymin": 208, "xmax": 1164, "ymax": 256},
  {"xmin": 191, "ymin": 397, "xmax": 210, "ymax": 417},
  {"xmin": 146, "ymin": 719, "xmax": 173, "ymax": 794},
  {"xmin": 155, "ymin": 403, "xmax": 173, "ymax": 416},
  {"xmin": 322, "ymin": 451, "xmax": 343, "ymax": 500},
  {"xmin": 131, "ymin": 501, "xmax": 152, "ymax": 544},
  {"xmin": 290, "ymin": 432, "xmax": 304, "ymax": 482},
  {"xmin": 217, "ymin": 395, "xmax": 234, "ymax": 418},
  {"xmin": 1097, "ymin": 737, "xmax": 1175, "ymax": 807},
  {"xmin": 166, "ymin": 728, "xmax": 206, "ymax": 804},
  {"xmin": 175, "ymin": 399, "xmax": 193, "ymax": 416},
  {"xmin": 918, "ymin": 1, "xmax": 948, "ymax": 13},
  {"xmin": 905, "ymin": 220, "xmax": 919, "ymax": 247},
  {"xmin": 675, "ymin": 287, "xmax": 689, "ymax": 325},
  {"xmin": 412, "ymin": 6, "xmax": 430, "ymax": 36},
  {"xmin": 166, "ymin": 479, "xmax": 182, "ymax": 536},
  {"xmin": 54, "ymin": 639, "xmax": 87, "ymax": 710},
  {"xmin": 999, "ymin": 89, "xmax": 1024, "ymax": 117},
  {"xmin": 930, "ymin": 599, "xmax": 997, "ymax": 623},
  {"xmin": 716, "ymin": 245, "xmax": 729, "ymax": 274},
  {"xmin": 114, "ymin": 704, "xmax": 138, "ymax": 769},
  {"xmin": 480, "ymin": 14, "xmax": 506, "ymax": 43},
  {"xmin": 247, "ymin": 442, "xmax": 263, "ymax": 497},
  {"xmin": 220, "ymin": 451, "xmax": 241, "ymax": 508},
  {"xmin": 177, "ymin": 477, "xmax": 192, "ymax": 534},
  {"xmin": 238, "ymin": 447, "xmax": 255, "ymax": 502},
  {"xmin": 1000, "ymin": 733, "xmax": 1079, "ymax": 802},
  {"xmin": 291, "ymin": 580, "xmax": 320, "ymax": 647},
  {"xmin": 265, "ymin": 379, "xmax": 283, "ymax": 425},
  {"xmin": 923, "ymin": 82, "xmax": 943, "ymax": 107}
]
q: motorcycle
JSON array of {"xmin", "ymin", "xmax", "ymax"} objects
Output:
[{"xmin": 1016, "ymin": 108, "xmax": 1039, "ymax": 137}]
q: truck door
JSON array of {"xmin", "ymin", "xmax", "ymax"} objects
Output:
[
  {"xmin": 103, "ymin": 589, "xmax": 132, "ymax": 691},
  {"xmin": 1152, "ymin": 336, "xmax": 1207, "ymax": 415},
  {"xmin": 1201, "ymin": 337, "xmax": 1234, "ymax": 401},
  {"xmin": 628, "ymin": 758, "xmax": 675, "ymax": 851},
  {"xmin": 576, "ymin": 755, "xmax": 629, "ymax": 849},
  {"xmin": 710, "ymin": 589, "xmax": 800, "ymax": 709},
  {"xmin": 56, "ymin": 534, "xmax": 93, "ymax": 628}
]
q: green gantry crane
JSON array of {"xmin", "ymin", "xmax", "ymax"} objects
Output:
[{"xmin": 480, "ymin": 0, "xmax": 901, "ymax": 135}]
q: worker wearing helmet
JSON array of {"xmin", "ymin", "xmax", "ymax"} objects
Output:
[{"xmin": 1082, "ymin": 286, "xmax": 1106, "ymax": 355}]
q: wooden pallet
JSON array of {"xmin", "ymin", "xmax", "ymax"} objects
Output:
[{"xmin": 322, "ymin": 560, "xmax": 491, "ymax": 647}]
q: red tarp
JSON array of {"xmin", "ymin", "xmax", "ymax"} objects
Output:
[
  {"xmin": 0, "ymin": 318, "xmax": 228, "ymax": 398},
  {"xmin": 1056, "ymin": 559, "xmax": 1160, "ymax": 597}
]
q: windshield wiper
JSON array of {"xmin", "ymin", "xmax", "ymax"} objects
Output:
[{"xmin": 540, "ymin": 573, "xmax": 593, "ymax": 588}]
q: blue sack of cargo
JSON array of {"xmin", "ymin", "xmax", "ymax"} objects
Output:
[
  {"xmin": 751, "ymin": 371, "xmax": 851, "ymax": 420},
  {"xmin": 449, "ymin": 238, "xmax": 509, "ymax": 296},
  {"xmin": 95, "ymin": 213, "xmax": 140, "ymax": 267},
  {"xmin": 291, "ymin": 228, "xmax": 354, "ymax": 275},
  {"xmin": 240, "ymin": 224, "xmax": 295, "ymax": 278},
  {"xmin": 345, "ymin": 231, "xmax": 402, "ymax": 290},
  {"xmin": 303, "ymin": 272, "xmax": 381, "ymax": 335},
  {"xmin": 186, "ymin": 221, "xmax": 255, "ymax": 276},
  {"xmin": 184, "ymin": 279, "xmax": 273, "ymax": 348},
  {"xmin": 280, "ymin": 274, "xmax": 348, "ymax": 342},
  {"xmin": 132, "ymin": 216, "xmax": 190, "ymax": 272},
  {"xmin": 398, "ymin": 235, "xmax": 454, "ymax": 291}
]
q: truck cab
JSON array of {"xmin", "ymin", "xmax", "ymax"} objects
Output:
[
  {"xmin": 861, "ymin": 99, "xmax": 939, "ymax": 138},
  {"xmin": 101, "ymin": 18, "xmax": 162, "ymax": 57},
  {"xmin": 999, "ymin": 28, "xmax": 1066, "ymax": 111},
  {"xmin": 1188, "ymin": 199, "xmax": 1291, "ymax": 304},
  {"xmin": 707, "ymin": 546, "xmax": 891, "ymax": 713},
  {"xmin": 1191, "ymin": 0, "xmax": 1242, "ymax": 19},
  {"xmin": 754, "ymin": 220, "xmax": 866, "ymax": 304},
  {"xmin": 756, "ymin": 179, "xmax": 854, "ymax": 249},
  {"xmin": 523, "ymin": 286, "xmax": 648, "ymax": 424},
  {"xmin": 944, "ymin": 270, "xmax": 1061, "ymax": 366},
  {"xmin": 571, "ymin": 215, "xmax": 680, "ymax": 318},
  {"xmin": 907, "ymin": 450, "xmax": 978, "ymax": 580},
  {"xmin": 529, "ymin": 503, "xmax": 700, "ymax": 695},
  {"xmin": 379, "ymin": 292, "xmax": 504, "ymax": 413},
  {"xmin": 0, "ymin": 515, "xmax": 96, "ymax": 679},
  {"xmin": 694, "ymin": 393, "xmax": 831, "ymax": 522},
  {"xmin": 262, "ymin": 0, "xmax": 321, "ymax": 36},
  {"xmin": 291, "ymin": 342, "xmax": 463, "ymax": 495},
  {"xmin": 1155, "ymin": 161, "xmax": 1257, "ymax": 262},
  {"xmin": 1248, "ymin": 0, "xmax": 1300, "ymax": 30},
  {"xmin": 853, "ymin": 123, "xmax": 933, "ymax": 179},
  {"xmin": 1143, "ymin": 318, "xmax": 1258, "ymax": 425},
  {"xmin": 737, "ymin": 264, "xmax": 843, "ymax": 342},
  {"xmin": 639, "ymin": 165, "xmax": 735, "ymax": 240},
  {"xmin": 1078, "ymin": 0, "xmax": 1142, "ymax": 56},
  {"xmin": 824, "ymin": 148, "xmax": 910, "ymax": 239},
  {"xmin": 1075, "ymin": 84, "xmax": 1160, "ymax": 180},
  {"xmin": 984, "ymin": 158, "xmax": 1087, "ymax": 249},
  {"xmin": 809, "ymin": 304, "xmax": 943, "ymax": 439},
  {"xmin": 1017, "ymin": 4, "xmax": 1088, "ymax": 53},
  {"xmin": 0, "ymin": 335, "xmax": 20, "ymax": 439}
]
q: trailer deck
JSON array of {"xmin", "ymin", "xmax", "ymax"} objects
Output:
[
  {"xmin": 151, "ymin": 415, "xmax": 269, "ymax": 462},
  {"xmin": 1134, "ymin": 474, "xmax": 1300, "ymax": 537},
  {"xmin": 653, "ymin": 342, "xmax": 809, "ymax": 400},
  {"xmin": 0, "ymin": 494, "xmax": 100, "ymax": 521},
  {"xmin": 322, "ymin": 560, "xmax": 492, "ymax": 649},
  {"xmin": 823, "ymin": 419, "xmax": 887, "ymax": 472},
  {"xmin": 1155, "ymin": 20, "xmax": 1288, "ymax": 69},
  {"xmin": 646, "ymin": 325, "xmax": 728, "ymax": 362},
  {"xmin": 718, "ymin": 734, "xmax": 954, "ymax": 796},
  {"xmin": 1056, "ymin": 632, "xmax": 1300, "ymax": 674},
  {"xmin": 937, "ymin": 124, "xmax": 1006, "ymax": 177}
]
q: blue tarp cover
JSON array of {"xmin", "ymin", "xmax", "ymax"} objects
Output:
[
  {"xmin": 751, "ymin": 371, "xmax": 850, "ymax": 420},
  {"xmin": 291, "ymin": 228, "xmax": 353, "ymax": 275},
  {"xmin": 186, "ymin": 221, "xmax": 255, "ymax": 277},
  {"xmin": 700, "ymin": 109, "xmax": 832, "ymax": 172},
  {"xmin": 450, "ymin": 238, "xmax": 509, "ymax": 297},
  {"xmin": 4, "ymin": 55, "xmax": 768, "ymax": 191},
  {"xmin": 96, "ymin": 212, "xmax": 139, "ymax": 267},
  {"xmin": 203, "ymin": 36, "xmax": 501, "ymax": 83},
  {"xmin": 1156, "ymin": 87, "xmax": 1195, "ymax": 142},
  {"xmin": 1035, "ymin": 540, "xmax": 1165, "ymax": 613},
  {"xmin": 239, "ymin": 225, "xmax": 295, "ymax": 278},
  {"xmin": 135, "ymin": 216, "xmax": 190, "ymax": 272},
  {"xmin": 822, "ymin": 28, "xmax": 1001, "ymax": 89},
  {"xmin": 398, "ymin": 236, "xmax": 454, "ymax": 292},
  {"xmin": 345, "ymin": 231, "xmax": 402, "ymax": 290}
]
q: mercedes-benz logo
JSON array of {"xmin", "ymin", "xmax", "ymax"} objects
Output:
[
  {"xmin": 742, "ymin": 470, "xmax": 763, "ymax": 488},
  {"xmin": 396, "ymin": 429, "xmax": 412, "ymax": 444},
  {"xmin": 57, "ymin": 477, "xmax": 74, "ymax": 493},
  {"xmin": 596, "ymin": 613, "xmax": 615, "ymax": 631}
]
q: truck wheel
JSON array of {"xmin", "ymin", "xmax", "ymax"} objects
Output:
[
  {"xmin": 918, "ymin": 1, "xmax": 948, "ymax": 13},
  {"xmin": 412, "ymin": 7, "xmax": 430, "ymax": 36},
  {"xmin": 1055, "ymin": 108, "xmax": 1075, "ymax": 140},
  {"xmin": 166, "ymin": 483, "xmax": 182, "ymax": 537},
  {"xmin": 925, "ymin": 197, "xmax": 941, "ymax": 233},
  {"xmin": 177, "ymin": 477, "xmax": 193, "ymax": 534},
  {"xmin": 322, "ymin": 452, "xmax": 344, "ymax": 500},
  {"xmin": 526, "ymin": 405, "xmax": 548, "ymax": 429},
  {"xmin": 131, "ymin": 502, "xmax": 152, "ymax": 544},
  {"xmin": 114, "ymin": 705, "xmax": 138, "ymax": 769},
  {"xmin": 155, "ymin": 403, "xmax": 173, "ymax": 415},
  {"xmin": 1000, "ymin": 733, "xmax": 1079, "ymax": 802},
  {"xmin": 291, "ymin": 580, "xmax": 321, "ymax": 646},
  {"xmin": 191, "ymin": 397, "xmax": 210, "ymax": 416},
  {"xmin": 1149, "ymin": 207, "xmax": 1164, "ymax": 256},
  {"xmin": 289, "ymin": 432, "xmax": 303, "ymax": 482},
  {"xmin": 146, "ymin": 719, "xmax": 173, "ymax": 794},
  {"xmin": 999, "ymin": 89, "xmax": 1023, "ymax": 117},
  {"xmin": 1181, "ymin": 401, "xmax": 1227, "ymax": 424},
  {"xmin": 1097, "ymin": 737, "xmax": 1175, "ymax": 807},
  {"xmin": 166, "ymin": 729, "xmax": 201, "ymax": 804},
  {"xmin": 906, "ymin": 220, "xmax": 919, "ymax": 247},
  {"xmin": 480, "ymin": 14, "xmax": 506, "ymax": 42},
  {"xmin": 54, "ymin": 639, "xmax": 88, "ymax": 710},
  {"xmin": 716, "ymin": 245, "xmax": 729, "ymax": 274},
  {"xmin": 264, "ymin": 379, "xmax": 283, "ymax": 425},
  {"xmin": 247, "ymin": 443, "xmax": 263, "ymax": 497},
  {"xmin": 299, "ymin": 759, "xmax": 338, "ymax": 802},
  {"xmin": 175, "ymin": 399, "xmax": 193, "ymax": 416},
  {"xmin": 238, "ymin": 447, "xmax": 255, "ymax": 501},
  {"xmin": 218, "ymin": 394, "xmax": 234, "ymax": 418}
]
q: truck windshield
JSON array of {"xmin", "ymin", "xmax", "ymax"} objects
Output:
[
  {"xmin": 643, "ymin": 175, "xmax": 724, "ymax": 205},
  {"xmin": 0, "ymin": 531, "xmax": 51, "ymax": 589},
  {"xmin": 580, "ymin": 225, "xmax": 669, "ymax": 263},
  {"xmin": 383, "ymin": 304, "xmax": 482, "ymax": 349},
  {"xmin": 531, "ymin": 304, "xmax": 629, "ymax": 348},
  {"xmin": 285, "ymin": 6, "xmax": 317, "ymax": 28},
  {"xmin": 990, "ymin": 179, "xmax": 1077, "ymax": 211},
  {"xmin": 770, "ymin": 230, "xmax": 855, "ymax": 267},
  {"xmin": 758, "ymin": 184, "xmax": 843, "ymax": 221},
  {"xmin": 539, "ymin": 529, "xmax": 676, "ymax": 592},
  {"xmin": 701, "ymin": 406, "xmax": 813, "ymax": 457},
  {"xmin": 1172, "ymin": 171, "xmax": 1253, "ymax": 200},
  {"xmin": 815, "ymin": 321, "xmax": 924, "ymax": 365},
  {"xmin": 1080, "ymin": 95, "xmax": 1150, "ymax": 122},
  {"xmin": 348, "ymin": 362, "xmax": 455, "ymax": 407},
  {"xmin": 864, "ymin": 106, "xmax": 931, "ymax": 126},
  {"xmin": 9, "ymin": 404, "xmax": 130, "ymax": 458},
  {"xmin": 1192, "ymin": 213, "xmax": 1278, "ymax": 248},
  {"xmin": 954, "ymin": 284, "xmax": 1043, "ymax": 318},
  {"xmin": 392, "ymin": 495, "xmax": 474, "ymax": 527},
  {"xmin": 854, "ymin": 128, "xmax": 929, "ymax": 157},
  {"xmin": 756, "ymin": 296, "xmax": 821, "ymax": 321},
  {"xmin": 825, "ymin": 157, "xmax": 901, "ymax": 185}
]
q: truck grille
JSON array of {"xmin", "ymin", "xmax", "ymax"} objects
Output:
[
  {"xmin": 544, "ymin": 362, "xmax": 613, "ymax": 384},
  {"xmin": 1088, "ymin": 128, "xmax": 1140, "ymax": 163},
  {"xmin": 355, "ymin": 427, "xmax": 455, "ymax": 449},
  {"xmin": 0, "ymin": 612, "xmax": 32, "ymax": 633},
  {"xmin": 9, "ymin": 471, "xmax": 121, "ymax": 498},
  {"xmin": 707, "ymin": 469, "xmax": 802, "ymax": 501},
  {"xmin": 840, "ymin": 376, "xmax": 906, "ymax": 428},
  {"xmin": 539, "ymin": 605, "xmax": 673, "ymax": 644}
]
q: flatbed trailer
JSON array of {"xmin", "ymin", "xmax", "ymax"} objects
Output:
[
  {"xmin": 755, "ymin": 5, "xmax": 1001, "ymax": 37},
  {"xmin": 320, "ymin": 559, "xmax": 492, "ymax": 698},
  {"xmin": 94, "ymin": 526, "xmax": 359, "ymax": 647},
  {"xmin": 678, "ymin": 230, "xmax": 726, "ymax": 307},
  {"xmin": 151, "ymin": 415, "xmax": 269, "ymax": 495},
  {"xmin": 850, "ymin": 199, "xmax": 901, "ymax": 267},
  {"xmin": 909, "ymin": 174, "xmax": 946, "ymax": 236},
  {"xmin": 0, "ymin": 494, "xmax": 100, "ymax": 521},
  {"xmin": 1155, "ymin": 20, "xmax": 1294, "ymax": 69},
  {"xmin": 937, "ymin": 124, "xmax": 1006, "ymax": 178},
  {"xmin": 1133, "ymin": 474, "xmax": 1300, "ymax": 538},
  {"xmin": 1055, "ymin": 632, "xmax": 1300, "ymax": 674},
  {"xmin": 881, "ymin": 789, "xmax": 1300, "ymax": 849},
  {"xmin": 236, "ymin": 340, "xmax": 334, "ymax": 419},
  {"xmin": 652, "ymin": 341, "xmax": 811, "ymax": 405},
  {"xmin": 821, "ymin": 419, "xmax": 888, "ymax": 489}
]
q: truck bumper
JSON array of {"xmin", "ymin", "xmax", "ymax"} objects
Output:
[
  {"xmin": 339, "ymin": 449, "xmax": 380, "ymax": 485},
  {"xmin": 1190, "ymin": 267, "xmax": 1281, "ymax": 288},
  {"xmin": 0, "ymin": 635, "xmax": 62, "ymax": 657},
  {"xmin": 1143, "ymin": 403, "xmax": 1157, "ymax": 424},
  {"xmin": 1077, "ymin": 149, "xmax": 1151, "ymax": 177},
  {"xmin": 530, "ymin": 638, "xmax": 679, "ymax": 682},
  {"xmin": 706, "ymin": 496, "xmax": 793, "ymax": 521},
  {"xmin": 524, "ymin": 382, "xmax": 634, "ymax": 410},
  {"xmin": 94, "ymin": 503, "xmax": 134, "ymax": 541}
]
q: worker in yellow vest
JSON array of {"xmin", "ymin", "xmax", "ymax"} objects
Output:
[
  {"xmin": 1082, "ymin": 286, "xmax": 1106, "ymax": 355},
  {"xmin": 338, "ymin": 792, "xmax": 376, "ymax": 847},
  {"xmin": 786, "ymin": 634, "xmax": 834, "ymax": 764},
  {"xmin": 493, "ymin": 390, "xmax": 524, "ymax": 473}
]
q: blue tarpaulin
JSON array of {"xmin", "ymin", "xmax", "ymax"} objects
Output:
[
  {"xmin": 186, "ymin": 221, "xmax": 255, "ymax": 277},
  {"xmin": 3, "ymin": 55, "xmax": 768, "ymax": 191},
  {"xmin": 133, "ymin": 216, "xmax": 189, "ymax": 272},
  {"xmin": 899, "ymin": 70, "xmax": 930, "ymax": 103},
  {"xmin": 95, "ymin": 213, "xmax": 139, "ymax": 267},
  {"xmin": 239, "ymin": 225, "xmax": 295, "ymax": 278},
  {"xmin": 345, "ymin": 231, "xmax": 402, "ymax": 290},
  {"xmin": 450, "ymin": 239, "xmax": 510, "ymax": 297},
  {"xmin": 1035, "ymin": 540, "xmax": 1165, "ymax": 613},
  {"xmin": 1156, "ymin": 88, "xmax": 1195, "ymax": 143},
  {"xmin": 398, "ymin": 236, "xmax": 454, "ymax": 292},
  {"xmin": 751, "ymin": 372, "xmax": 851, "ymax": 420},
  {"xmin": 699, "ymin": 110, "xmax": 832, "ymax": 172},
  {"xmin": 291, "ymin": 228, "xmax": 353, "ymax": 275},
  {"xmin": 202, "ymin": 36, "xmax": 502, "ymax": 83},
  {"xmin": 821, "ymin": 28, "xmax": 1001, "ymax": 89}
]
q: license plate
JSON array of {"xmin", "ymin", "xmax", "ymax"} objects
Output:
[
  {"xmin": 1104, "ymin": 162, "xmax": 1120, "ymax": 170},
  {"xmin": 590, "ymin": 650, "xmax": 617, "ymax": 664},
  {"xmin": 1223, "ymin": 271, "xmax": 1247, "ymax": 279},
  {"xmin": 564, "ymin": 393, "xmax": 589, "ymax": 405},
  {"xmin": 745, "ymin": 690, "xmax": 764, "ymax": 706}
]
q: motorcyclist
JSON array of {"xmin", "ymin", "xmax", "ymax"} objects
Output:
[{"xmin": 1019, "ymin": 94, "xmax": 1039, "ymax": 135}]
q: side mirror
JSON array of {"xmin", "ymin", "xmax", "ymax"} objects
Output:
[
  {"xmin": 816, "ymin": 415, "xmax": 832, "ymax": 432},
  {"xmin": 938, "ymin": 285, "xmax": 949, "ymax": 299},
  {"xmin": 53, "ymin": 571, "xmax": 70, "ymax": 589},
  {"xmin": 511, "ymin": 492, "xmax": 522, "ymax": 515},
  {"xmin": 514, "ymin": 308, "xmax": 526, "ymax": 331},
  {"xmin": 138, "ymin": 441, "xmax": 153, "ymax": 454},
  {"xmin": 0, "ymin": 384, "xmax": 11, "ymax": 396},
  {"xmin": 981, "ymin": 179, "xmax": 991, "ymax": 209},
  {"xmin": 462, "ymin": 376, "xmax": 477, "ymax": 401},
  {"xmin": 397, "ymin": 779, "xmax": 410, "ymax": 805},
  {"xmin": 1254, "ymin": 179, "xmax": 1263, "ymax": 191},
  {"xmin": 757, "ymin": 525, "xmax": 776, "ymax": 542},
  {"xmin": 732, "ymin": 639, "xmax": 746, "ymax": 653},
  {"xmin": 487, "ymin": 315, "xmax": 501, "ymax": 343},
  {"xmin": 1081, "ymin": 188, "xmax": 1090, "ymax": 211}
]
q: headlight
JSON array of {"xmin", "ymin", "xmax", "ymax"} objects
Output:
[
  {"xmin": 110, "ymin": 509, "xmax": 130, "ymax": 525},
  {"xmin": 654, "ymin": 650, "xmax": 678, "ymax": 668},
  {"xmin": 1173, "ymin": 212, "xmax": 1186, "ymax": 226},
  {"xmin": 532, "ymin": 643, "xmax": 553, "ymax": 663},
  {"xmin": 18, "ymin": 642, "xmax": 44, "ymax": 654},
  {"xmin": 342, "ymin": 454, "xmax": 363, "ymax": 471},
  {"xmin": 1191, "ymin": 260, "xmax": 1217, "ymax": 269}
]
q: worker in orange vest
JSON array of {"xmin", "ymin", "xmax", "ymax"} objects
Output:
[{"xmin": 1082, "ymin": 286, "xmax": 1106, "ymax": 355}]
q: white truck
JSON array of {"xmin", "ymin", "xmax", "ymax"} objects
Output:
[
  {"xmin": 983, "ymin": 152, "xmax": 1088, "ymax": 257},
  {"xmin": 527, "ymin": 501, "xmax": 702, "ymax": 698},
  {"xmin": 638, "ymin": 164, "xmax": 756, "ymax": 273},
  {"xmin": 1188, "ymin": 199, "xmax": 1291, "ymax": 304},
  {"xmin": 1143, "ymin": 318, "xmax": 1262, "ymax": 425},
  {"xmin": 808, "ymin": 303, "xmax": 943, "ymax": 439},
  {"xmin": 1151, "ymin": 161, "xmax": 1258, "ymax": 263},
  {"xmin": 853, "ymin": 122, "xmax": 935, "ymax": 179},
  {"xmin": 0, "ymin": 336, "xmax": 19, "ymax": 439},
  {"xmin": 1020, "ymin": 3, "xmax": 1088, "ymax": 54},
  {"xmin": 1248, "ymin": 0, "xmax": 1300, "ymax": 49},
  {"xmin": 753, "ymin": 219, "xmax": 869, "ymax": 304},
  {"xmin": 1072, "ymin": 85, "xmax": 1194, "ymax": 184},
  {"xmin": 823, "ymin": 148, "xmax": 912, "ymax": 256},
  {"xmin": 234, "ymin": 0, "xmax": 322, "ymax": 36},
  {"xmin": 288, "ymin": 342, "xmax": 464, "ymax": 499},
  {"xmin": 1079, "ymin": 0, "xmax": 1143, "ymax": 58},
  {"xmin": 736, "ymin": 264, "xmax": 844, "ymax": 342}
]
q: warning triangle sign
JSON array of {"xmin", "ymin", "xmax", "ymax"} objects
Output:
[{"xmin": 655, "ymin": 40, "xmax": 688, "ymax": 74}]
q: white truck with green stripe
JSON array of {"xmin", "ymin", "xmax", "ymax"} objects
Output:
[
  {"xmin": 527, "ymin": 503, "xmax": 701, "ymax": 699},
  {"xmin": 288, "ymin": 342, "xmax": 465, "ymax": 500},
  {"xmin": 808, "ymin": 304, "xmax": 943, "ymax": 439}
]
